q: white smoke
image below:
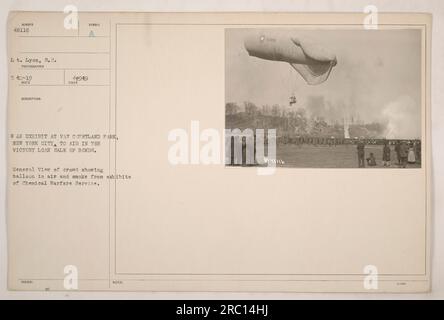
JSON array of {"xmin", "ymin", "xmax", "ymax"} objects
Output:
[
  {"xmin": 381, "ymin": 95, "xmax": 420, "ymax": 139},
  {"xmin": 343, "ymin": 116, "xmax": 350, "ymax": 139}
]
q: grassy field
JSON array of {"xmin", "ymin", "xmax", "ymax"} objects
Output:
[{"xmin": 275, "ymin": 144, "xmax": 421, "ymax": 168}]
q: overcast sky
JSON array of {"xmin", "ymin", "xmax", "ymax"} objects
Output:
[{"xmin": 225, "ymin": 28, "xmax": 422, "ymax": 138}]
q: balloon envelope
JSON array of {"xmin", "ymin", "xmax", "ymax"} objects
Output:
[{"xmin": 244, "ymin": 33, "xmax": 337, "ymax": 85}]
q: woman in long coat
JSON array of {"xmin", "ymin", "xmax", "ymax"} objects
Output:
[
  {"xmin": 408, "ymin": 144, "xmax": 416, "ymax": 164},
  {"xmin": 382, "ymin": 142, "xmax": 391, "ymax": 167}
]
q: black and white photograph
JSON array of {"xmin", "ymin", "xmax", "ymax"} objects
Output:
[
  {"xmin": 1, "ymin": 2, "xmax": 441, "ymax": 301},
  {"xmin": 225, "ymin": 28, "xmax": 423, "ymax": 168}
]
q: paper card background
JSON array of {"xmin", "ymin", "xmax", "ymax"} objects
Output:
[{"xmin": 1, "ymin": 0, "xmax": 443, "ymax": 299}]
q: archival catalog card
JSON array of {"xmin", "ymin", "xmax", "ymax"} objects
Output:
[{"xmin": 7, "ymin": 12, "xmax": 432, "ymax": 292}]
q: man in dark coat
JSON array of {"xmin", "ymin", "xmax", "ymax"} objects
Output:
[
  {"xmin": 382, "ymin": 141, "xmax": 391, "ymax": 167},
  {"xmin": 399, "ymin": 141, "xmax": 408, "ymax": 168},
  {"xmin": 357, "ymin": 138, "xmax": 365, "ymax": 168},
  {"xmin": 394, "ymin": 141, "xmax": 401, "ymax": 165}
]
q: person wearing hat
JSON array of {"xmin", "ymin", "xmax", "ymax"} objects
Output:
[
  {"xmin": 382, "ymin": 141, "xmax": 391, "ymax": 167},
  {"xmin": 357, "ymin": 137, "xmax": 365, "ymax": 168}
]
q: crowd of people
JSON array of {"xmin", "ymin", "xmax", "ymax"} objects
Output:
[
  {"xmin": 356, "ymin": 139, "xmax": 421, "ymax": 168},
  {"xmin": 226, "ymin": 133, "xmax": 421, "ymax": 168}
]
